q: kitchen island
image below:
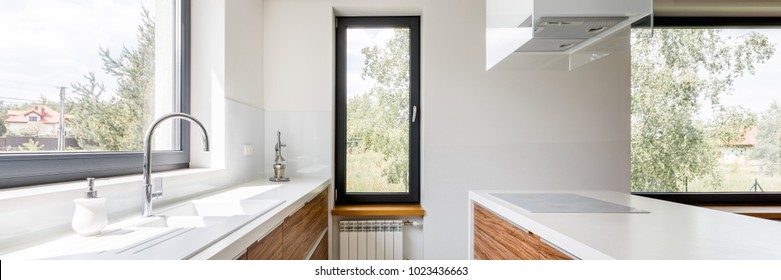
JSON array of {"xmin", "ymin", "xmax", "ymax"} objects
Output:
[{"xmin": 469, "ymin": 190, "xmax": 781, "ymax": 260}]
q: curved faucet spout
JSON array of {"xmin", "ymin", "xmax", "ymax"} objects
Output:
[{"xmin": 142, "ymin": 112, "xmax": 210, "ymax": 217}]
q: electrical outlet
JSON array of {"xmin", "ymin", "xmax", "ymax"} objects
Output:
[{"xmin": 243, "ymin": 145, "xmax": 253, "ymax": 156}]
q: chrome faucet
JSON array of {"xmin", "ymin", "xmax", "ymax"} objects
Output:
[{"xmin": 142, "ymin": 113, "xmax": 209, "ymax": 217}]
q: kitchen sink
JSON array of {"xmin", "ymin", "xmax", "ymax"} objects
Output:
[
  {"xmin": 204, "ymin": 185, "xmax": 282, "ymax": 200},
  {"xmin": 133, "ymin": 199, "xmax": 284, "ymax": 228},
  {"xmin": 158, "ymin": 199, "xmax": 284, "ymax": 217},
  {"xmin": 135, "ymin": 216, "xmax": 227, "ymax": 228}
]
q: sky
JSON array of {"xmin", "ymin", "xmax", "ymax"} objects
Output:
[
  {"xmin": 345, "ymin": 28, "xmax": 395, "ymax": 100},
  {"xmin": 713, "ymin": 29, "xmax": 781, "ymax": 118},
  {"xmin": 0, "ymin": 0, "xmax": 155, "ymax": 107}
]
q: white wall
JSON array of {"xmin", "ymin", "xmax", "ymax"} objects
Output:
[
  {"xmin": 226, "ymin": 0, "xmax": 265, "ymax": 109},
  {"xmin": 264, "ymin": 111, "xmax": 331, "ymax": 179},
  {"xmin": 263, "ymin": 0, "xmax": 630, "ymax": 260}
]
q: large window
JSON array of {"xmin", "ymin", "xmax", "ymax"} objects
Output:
[
  {"xmin": 0, "ymin": 0, "xmax": 190, "ymax": 188},
  {"xmin": 631, "ymin": 18, "xmax": 781, "ymax": 203},
  {"xmin": 335, "ymin": 17, "xmax": 420, "ymax": 204}
]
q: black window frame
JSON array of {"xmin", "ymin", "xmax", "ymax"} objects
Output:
[
  {"xmin": 334, "ymin": 16, "xmax": 421, "ymax": 204},
  {"xmin": 0, "ymin": 0, "xmax": 192, "ymax": 189},
  {"xmin": 632, "ymin": 16, "xmax": 781, "ymax": 205}
]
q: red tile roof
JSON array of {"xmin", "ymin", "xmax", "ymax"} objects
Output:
[
  {"xmin": 736, "ymin": 127, "xmax": 757, "ymax": 146},
  {"xmin": 5, "ymin": 105, "xmax": 73, "ymax": 124}
]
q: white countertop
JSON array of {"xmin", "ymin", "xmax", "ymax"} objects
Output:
[
  {"xmin": 2, "ymin": 177, "xmax": 330, "ymax": 260},
  {"xmin": 469, "ymin": 190, "xmax": 781, "ymax": 260}
]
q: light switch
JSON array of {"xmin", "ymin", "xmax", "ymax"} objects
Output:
[{"xmin": 243, "ymin": 145, "xmax": 253, "ymax": 156}]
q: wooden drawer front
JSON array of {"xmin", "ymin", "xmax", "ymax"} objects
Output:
[
  {"xmin": 310, "ymin": 230, "xmax": 329, "ymax": 260},
  {"xmin": 473, "ymin": 204, "xmax": 539, "ymax": 260},
  {"xmin": 284, "ymin": 188, "xmax": 329, "ymax": 260},
  {"xmin": 283, "ymin": 204, "xmax": 308, "ymax": 259},
  {"xmin": 247, "ymin": 223, "xmax": 284, "ymax": 260},
  {"xmin": 303, "ymin": 190, "xmax": 328, "ymax": 250},
  {"xmin": 539, "ymin": 238, "xmax": 574, "ymax": 260}
]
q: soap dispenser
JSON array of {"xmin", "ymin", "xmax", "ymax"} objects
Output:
[{"xmin": 72, "ymin": 178, "xmax": 108, "ymax": 236}]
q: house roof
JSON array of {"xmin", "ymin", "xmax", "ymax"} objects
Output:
[
  {"xmin": 5, "ymin": 105, "xmax": 73, "ymax": 124},
  {"xmin": 736, "ymin": 127, "xmax": 757, "ymax": 146}
]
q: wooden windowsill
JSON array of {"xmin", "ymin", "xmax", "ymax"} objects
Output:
[
  {"xmin": 331, "ymin": 204, "xmax": 425, "ymax": 216},
  {"xmin": 700, "ymin": 205, "xmax": 781, "ymax": 220}
]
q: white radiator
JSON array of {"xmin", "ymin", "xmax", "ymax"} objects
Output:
[{"xmin": 339, "ymin": 220, "xmax": 403, "ymax": 260}]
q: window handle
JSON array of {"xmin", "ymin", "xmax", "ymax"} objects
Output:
[{"xmin": 412, "ymin": 106, "xmax": 417, "ymax": 123}]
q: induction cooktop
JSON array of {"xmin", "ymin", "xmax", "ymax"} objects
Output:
[{"xmin": 491, "ymin": 193, "xmax": 649, "ymax": 213}]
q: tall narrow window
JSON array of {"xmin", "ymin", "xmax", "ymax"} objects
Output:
[{"xmin": 335, "ymin": 17, "xmax": 420, "ymax": 204}]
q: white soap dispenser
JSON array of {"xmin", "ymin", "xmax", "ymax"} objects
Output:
[{"xmin": 72, "ymin": 178, "xmax": 108, "ymax": 236}]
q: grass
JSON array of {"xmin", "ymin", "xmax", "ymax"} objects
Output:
[
  {"xmin": 346, "ymin": 150, "xmax": 407, "ymax": 193},
  {"xmin": 687, "ymin": 163, "xmax": 781, "ymax": 192}
]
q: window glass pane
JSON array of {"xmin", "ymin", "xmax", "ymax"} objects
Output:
[
  {"xmin": 0, "ymin": 0, "xmax": 179, "ymax": 153},
  {"xmin": 631, "ymin": 28, "xmax": 781, "ymax": 193},
  {"xmin": 345, "ymin": 27, "xmax": 410, "ymax": 193}
]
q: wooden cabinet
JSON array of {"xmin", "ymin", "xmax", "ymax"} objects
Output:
[
  {"xmin": 244, "ymin": 188, "xmax": 329, "ymax": 260},
  {"xmin": 310, "ymin": 230, "xmax": 329, "ymax": 260},
  {"xmin": 247, "ymin": 223, "xmax": 284, "ymax": 260},
  {"xmin": 473, "ymin": 203, "xmax": 575, "ymax": 260},
  {"xmin": 538, "ymin": 237, "xmax": 573, "ymax": 260},
  {"xmin": 284, "ymin": 189, "xmax": 328, "ymax": 259},
  {"xmin": 474, "ymin": 203, "xmax": 539, "ymax": 260}
]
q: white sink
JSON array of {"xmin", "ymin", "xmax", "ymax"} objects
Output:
[
  {"xmin": 157, "ymin": 199, "xmax": 284, "ymax": 217},
  {"xmin": 133, "ymin": 199, "xmax": 284, "ymax": 228},
  {"xmin": 136, "ymin": 216, "xmax": 227, "ymax": 228},
  {"xmin": 204, "ymin": 185, "xmax": 282, "ymax": 200}
]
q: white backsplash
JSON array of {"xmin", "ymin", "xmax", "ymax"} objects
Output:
[{"xmin": 264, "ymin": 111, "xmax": 332, "ymax": 179}]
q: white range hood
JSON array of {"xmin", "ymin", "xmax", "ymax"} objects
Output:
[{"xmin": 486, "ymin": 0, "xmax": 652, "ymax": 71}]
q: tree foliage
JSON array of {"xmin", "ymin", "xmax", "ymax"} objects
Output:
[
  {"xmin": 751, "ymin": 102, "xmax": 781, "ymax": 175},
  {"xmin": 18, "ymin": 139, "xmax": 44, "ymax": 151},
  {"xmin": 631, "ymin": 29, "xmax": 775, "ymax": 192},
  {"xmin": 0, "ymin": 118, "xmax": 6, "ymax": 136},
  {"xmin": 68, "ymin": 8, "xmax": 155, "ymax": 151},
  {"xmin": 347, "ymin": 29, "xmax": 411, "ymax": 190}
]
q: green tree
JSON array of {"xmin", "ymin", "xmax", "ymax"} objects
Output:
[
  {"xmin": 347, "ymin": 29, "xmax": 411, "ymax": 191},
  {"xmin": 631, "ymin": 29, "xmax": 775, "ymax": 192},
  {"xmin": 0, "ymin": 118, "xmax": 6, "ymax": 136},
  {"xmin": 18, "ymin": 139, "xmax": 44, "ymax": 151},
  {"xmin": 751, "ymin": 102, "xmax": 781, "ymax": 175},
  {"xmin": 707, "ymin": 106, "xmax": 756, "ymax": 146},
  {"xmin": 68, "ymin": 8, "xmax": 155, "ymax": 151}
]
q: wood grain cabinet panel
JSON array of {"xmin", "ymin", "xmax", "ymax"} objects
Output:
[
  {"xmin": 247, "ymin": 223, "xmax": 284, "ymax": 260},
  {"xmin": 473, "ymin": 204, "xmax": 539, "ymax": 260},
  {"xmin": 310, "ymin": 231, "xmax": 329, "ymax": 260},
  {"xmin": 283, "ymin": 202, "xmax": 309, "ymax": 259},
  {"xmin": 473, "ymin": 203, "xmax": 577, "ymax": 260},
  {"xmin": 243, "ymin": 187, "xmax": 329, "ymax": 260},
  {"xmin": 302, "ymin": 190, "xmax": 328, "ymax": 255},
  {"xmin": 283, "ymin": 188, "xmax": 329, "ymax": 260},
  {"xmin": 538, "ymin": 238, "xmax": 574, "ymax": 260}
]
